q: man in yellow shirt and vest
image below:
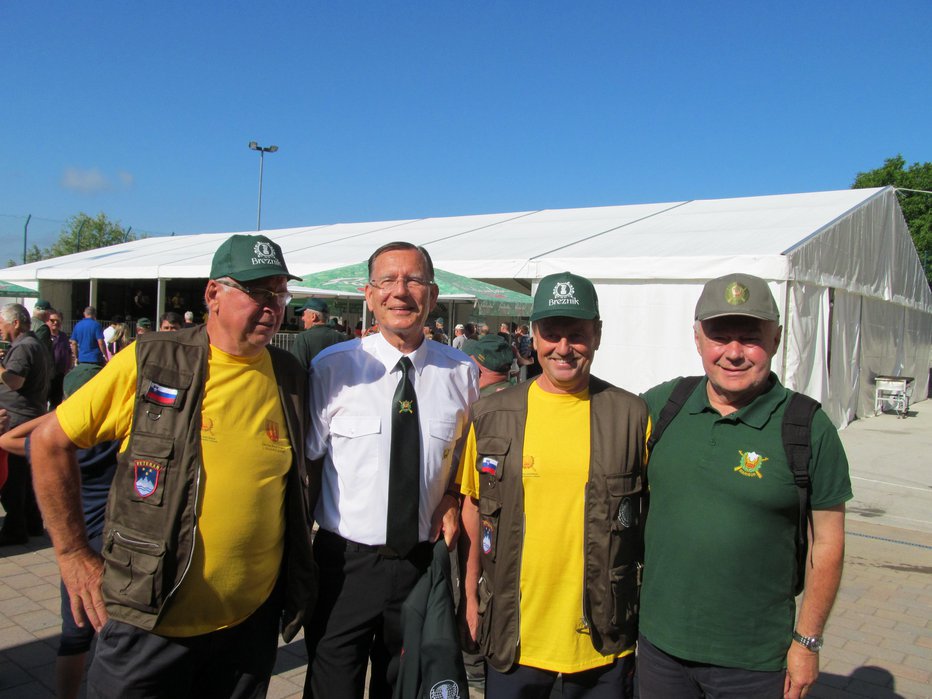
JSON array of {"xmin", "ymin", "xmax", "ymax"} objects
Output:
[
  {"xmin": 30, "ymin": 234, "xmax": 317, "ymax": 698},
  {"xmin": 460, "ymin": 272, "xmax": 648, "ymax": 698}
]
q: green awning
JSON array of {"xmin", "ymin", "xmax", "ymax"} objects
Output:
[
  {"xmin": 0, "ymin": 280, "xmax": 39, "ymax": 298},
  {"xmin": 290, "ymin": 262, "xmax": 531, "ymax": 317}
]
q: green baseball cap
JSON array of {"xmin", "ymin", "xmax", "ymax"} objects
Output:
[
  {"xmin": 300, "ymin": 298, "xmax": 329, "ymax": 314},
  {"xmin": 136, "ymin": 317, "xmax": 153, "ymax": 329},
  {"xmin": 209, "ymin": 234, "xmax": 300, "ymax": 282},
  {"xmin": 695, "ymin": 273, "xmax": 780, "ymax": 322},
  {"xmin": 530, "ymin": 272, "xmax": 599, "ymax": 322},
  {"xmin": 63, "ymin": 362, "xmax": 103, "ymax": 398},
  {"xmin": 463, "ymin": 334, "xmax": 513, "ymax": 373}
]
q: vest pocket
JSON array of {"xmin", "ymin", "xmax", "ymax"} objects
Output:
[
  {"xmin": 478, "ymin": 498, "xmax": 502, "ymax": 561},
  {"xmin": 610, "ymin": 562, "xmax": 640, "ymax": 636},
  {"xmin": 606, "ymin": 474, "xmax": 641, "ymax": 543},
  {"xmin": 102, "ymin": 528, "xmax": 167, "ymax": 613},
  {"xmin": 127, "ymin": 434, "xmax": 174, "ymax": 506},
  {"xmin": 605, "ymin": 475, "xmax": 642, "ymax": 641},
  {"xmin": 477, "ymin": 576, "xmax": 494, "ymax": 653}
]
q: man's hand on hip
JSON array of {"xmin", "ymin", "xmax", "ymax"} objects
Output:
[{"xmin": 59, "ymin": 548, "xmax": 108, "ymax": 632}]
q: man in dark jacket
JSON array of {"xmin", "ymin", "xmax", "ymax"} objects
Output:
[
  {"xmin": 290, "ymin": 298, "xmax": 346, "ymax": 368},
  {"xmin": 0, "ymin": 303, "xmax": 51, "ymax": 545}
]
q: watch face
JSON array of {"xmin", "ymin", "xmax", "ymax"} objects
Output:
[{"xmin": 794, "ymin": 632, "xmax": 823, "ymax": 651}]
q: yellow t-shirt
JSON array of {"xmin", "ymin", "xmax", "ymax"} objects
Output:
[
  {"xmin": 57, "ymin": 342, "xmax": 290, "ymax": 636},
  {"xmin": 460, "ymin": 381, "xmax": 628, "ymax": 673}
]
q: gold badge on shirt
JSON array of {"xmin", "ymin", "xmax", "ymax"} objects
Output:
[
  {"xmin": 734, "ymin": 450, "xmax": 768, "ymax": 478},
  {"xmin": 522, "ymin": 455, "xmax": 539, "ymax": 478}
]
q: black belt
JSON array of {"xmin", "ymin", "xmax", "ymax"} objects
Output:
[{"xmin": 314, "ymin": 528, "xmax": 431, "ymax": 560}]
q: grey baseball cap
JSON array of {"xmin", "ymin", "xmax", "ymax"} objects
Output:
[{"xmin": 695, "ymin": 273, "xmax": 780, "ymax": 322}]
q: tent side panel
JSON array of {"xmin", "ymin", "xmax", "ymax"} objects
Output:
[
  {"xmin": 588, "ymin": 281, "xmax": 786, "ymax": 395},
  {"xmin": 788, "ymin": 189, "xmax": 932, "ymax": 313},
  {"xmin": 858, "ymin": 297, "xmax": 906, "ymax": 417},
  {"xmin": 825, "ymin": 290, "xmax": 862, "ymax": 428},
  {"xmin": 902, "ymin": 306, "xmax": 931, "ymax": 403},
  {"xmin": 783, "ymin": 282, "xmax": 828, "ymax": 408}
]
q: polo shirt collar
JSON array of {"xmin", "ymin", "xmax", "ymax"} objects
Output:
[{"xmin": 686, "ymin": 372, "xmax": 788, "ymax": 428}]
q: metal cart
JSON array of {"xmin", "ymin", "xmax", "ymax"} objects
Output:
[{"xmin": 873, "ymin": 375, "xmax": 914, "ymax": 418}]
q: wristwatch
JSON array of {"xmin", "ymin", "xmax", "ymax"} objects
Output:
[{"xmin": 792, "ymin": 631, "xmax": 823, "ymax": 652}]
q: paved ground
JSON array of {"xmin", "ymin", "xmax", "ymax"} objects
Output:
[{"xmin": 1, "ymin": 405, "xmax": 929, "ymax": 698}]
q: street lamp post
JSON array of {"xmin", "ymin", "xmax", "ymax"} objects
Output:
[{"xmin": 248, "ymin": 141, "xmax": 279, "ymax": 230}]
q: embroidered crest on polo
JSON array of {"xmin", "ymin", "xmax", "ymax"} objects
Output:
[
  {"xmin": 133, "ymin": 460, "xmax": 161, "ymax": 498},
  {"xmin": 397, "ymin": 399, "xmax": 415, "ymax": 414},
  {"xmin": 734, "ymin": 450, "xmax": 768, "ymax": 478},
  {"xmin": 725, "ymin": 281, "xmax": 749, "ymax": 306},
  {"xmin": 429, "ymin": 679, "xmax": 460, "ymax": 699}
]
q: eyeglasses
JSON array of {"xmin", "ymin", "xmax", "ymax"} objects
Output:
[
  {"xmin": 368, "ymin": 276, "xmax": 434, "ymax": 291},
  {"xmin": 215, "ymin": 279, "xmax": 292, "ymax": 308},
  {"xmin": 48, "ymin": 318, "xmax": 61, "ymax": 323}
]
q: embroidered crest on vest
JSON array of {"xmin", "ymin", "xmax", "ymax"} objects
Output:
[{"xmin": 133, "ymin": 460, "xmax": 161, "ymax": 498}]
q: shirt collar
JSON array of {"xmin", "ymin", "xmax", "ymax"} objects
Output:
[
  {"xmin": 687, "ymin": 373, "xmax": 788, "ymax": 428},
  {"xmin": 368, "ymin": 331, "xmax": 430, "ymax": 375}
]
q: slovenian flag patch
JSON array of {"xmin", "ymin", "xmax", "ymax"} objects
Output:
[
  {"xmin": 145, "ymin": 382, "xmax": 179, "ymax": 407},
  {"xmin": 480, "ymin": 457, "xmax": 498, "ymax": 475}
]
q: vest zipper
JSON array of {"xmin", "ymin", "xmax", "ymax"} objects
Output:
[
  {"xmin": 516, "ymin": 509, "xmax": 525, "ymax": 650},
  {"xmin": 580, "ymin": 486, "xmax": 591, "ymax": 632},
  {"xmin": 165, "ymin": 448, "xmax": 203, "ymax": 603}
]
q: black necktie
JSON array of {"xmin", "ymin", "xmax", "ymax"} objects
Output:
[{"xmin": 386, "ymin": 356, "xmax": 420, "ymax": 556}]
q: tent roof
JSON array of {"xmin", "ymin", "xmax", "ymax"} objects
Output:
[{"xmin": 6, "ymin": 186, "xmax": 929, "ymax": 310}]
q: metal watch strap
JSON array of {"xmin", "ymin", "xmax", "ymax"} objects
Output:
[{"xmin": 792, "ymin": 631, "xmax": 823, "ymax": 652}]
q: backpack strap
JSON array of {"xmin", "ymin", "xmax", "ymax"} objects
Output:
[
  {"xmin": 782, "ymin": 391, "xmax": 820, "ymax": 596},
  {"xmin": 647, "ymin": 376, "xmax": 703, "ymax": 454},
  {"xmin": 643, "ymin": 376, "xmax": 703, "ymax": 539}
]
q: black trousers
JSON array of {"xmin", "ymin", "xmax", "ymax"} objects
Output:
[
  {"xmin": 87, "ymin": 589, "xmax": 281, "ymax": 699},
  {"xmin": 486, "ymin": 656, "xmax": 635, "ymax": 699},
  {"xmin": 303, "ymin": 530, "xmax": 431, "ymax": 699},
  {"xmin": 0, "ymin": 453, "xmax": 43, "ymax": 541}
]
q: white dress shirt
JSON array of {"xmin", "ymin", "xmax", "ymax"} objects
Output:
[{"xmin": 308, "ymin": 331, "xmax": 480, "ymax": 545}]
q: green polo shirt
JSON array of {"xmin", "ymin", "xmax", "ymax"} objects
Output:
[{"xmin": 640, "ymin": 375, "xmax": 852, "ymax": 671}]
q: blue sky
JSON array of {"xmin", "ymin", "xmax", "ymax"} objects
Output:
[{"xmin": 2, "ymin": 1, "xmax": 930, "ymax": 257}]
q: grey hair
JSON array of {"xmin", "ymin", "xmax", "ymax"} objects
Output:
[{"xmin": 1, "ymin": 303, "xmax": 30, "ymax": 326}]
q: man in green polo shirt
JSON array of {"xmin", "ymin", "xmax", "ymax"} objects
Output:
[{"xmin": 638, "ymin": 273, "xmax": 852, "ymax": 699}]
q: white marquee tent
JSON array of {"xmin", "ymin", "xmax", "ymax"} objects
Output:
[{"xmin": 6, "ymin": 186, "xmax": 930, "ymax": 427}]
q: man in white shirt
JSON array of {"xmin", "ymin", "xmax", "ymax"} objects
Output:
[{"xmin": 304, "ymin": 241, "xmax": 479, "ymax": 699}]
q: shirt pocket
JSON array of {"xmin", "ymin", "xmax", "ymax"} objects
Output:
[
  {"xmin": 426, "ymin": 418, "xmax": 458, "ymax": 467},
  {"xmin": 330, "ymin": 416, "xmax": 382, "ymax": 489}
]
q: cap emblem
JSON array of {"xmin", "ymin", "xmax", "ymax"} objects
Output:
[
  {"xmin": 253, "ymin": 241, "xmax": 279, "ymax": 265},
  {"xmin": 550, "ymin": 280, "xmax": 579, "ymax": 308},
  {"xmin": 725, "ymin": 282, "xmax": 749, "ymax": 306}
]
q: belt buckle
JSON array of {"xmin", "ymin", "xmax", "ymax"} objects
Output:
[{"xmin": 377, "ymin": 545, "xmax": 401, "ymax": 559}]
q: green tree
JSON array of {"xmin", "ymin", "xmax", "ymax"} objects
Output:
[
  {"xmin": 7, "ymin": 212, "xmax": 138, "ymax": 266},
  {"xmin": 852, "ymin": 155, "xmax": 932, "ymax": 283}
]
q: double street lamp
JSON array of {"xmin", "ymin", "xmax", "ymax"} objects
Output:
[{"xmin": 248, "ymin": 141, "xmax": 279, "ymax": 230}]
